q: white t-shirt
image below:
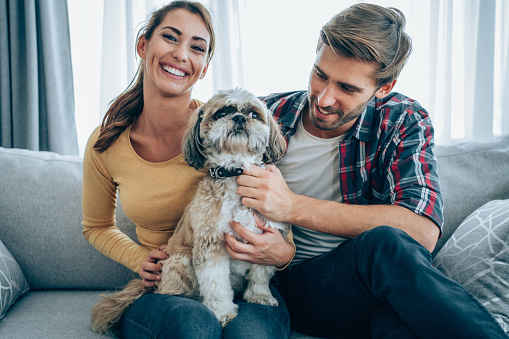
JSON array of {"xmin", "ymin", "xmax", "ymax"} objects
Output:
[{"xmin": 277, "ymin": 117, "xmax": 348, "ymax": 266}]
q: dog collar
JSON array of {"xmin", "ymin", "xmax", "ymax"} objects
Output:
[{"xmin": 209, "ymin": 167, "xmax": 244, "ymax": 178}]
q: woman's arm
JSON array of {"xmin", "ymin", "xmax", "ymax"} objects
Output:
[{"xmin": 82, "ymin": 127, "xmax": 150, "ymax": 273}]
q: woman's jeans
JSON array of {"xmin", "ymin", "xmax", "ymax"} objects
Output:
[
  {"xmin": 277, "ymin": 226, "xmax": 507, "ymax": 338},
  {"xmin": 119, "ymin": 282, "xmax": 289, "ymax": 339}
]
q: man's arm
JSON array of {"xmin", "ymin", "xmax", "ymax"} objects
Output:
[{"xmin": 237, "ymin": 165, "xmax": 440, "ymax": 253}]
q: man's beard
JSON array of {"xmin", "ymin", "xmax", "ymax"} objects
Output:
[{"xmin": 307, "ymin": 94, "xmax": 374, "ymax": 131}]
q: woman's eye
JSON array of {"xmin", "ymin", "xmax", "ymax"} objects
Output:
[
  {"xmin": 163, "ymin": 33, "xmax": 177, "ymax": 42},
  {"xmin": 192, "ymin": 45, "xmax": 206, "ymax": 53}
]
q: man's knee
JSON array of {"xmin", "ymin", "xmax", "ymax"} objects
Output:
[
  {"xmin": 359, "ymin": 225, "xmax": 409, "ymax": 249},
  {"xmin": 357, "ymin": 226, "xmax": 429, "ymax": 264}
]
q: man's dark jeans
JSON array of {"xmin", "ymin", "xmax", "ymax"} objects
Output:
[{"xmin": 278, "ymin": 226, "xmax": 507, "ymax": 338}]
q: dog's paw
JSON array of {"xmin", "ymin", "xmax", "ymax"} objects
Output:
[
  {"xmin": 218, "ymin": 309, "xmax": 238, "ymax": 327},
  {"xmin": 245, "ymin": 294, "xmax": 279, "ymax": 307},
  {"xmin": 243, "ymin": 287, "xmax": 279, "ymax": 306},
  {"xmin": 206, "ymin": 301, "xmax": 238, "ymax": 327}
]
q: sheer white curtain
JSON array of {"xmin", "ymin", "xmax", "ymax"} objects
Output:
[{"xmin": 68, "ymin": 0, "xmax": 509, "ymax": 155}]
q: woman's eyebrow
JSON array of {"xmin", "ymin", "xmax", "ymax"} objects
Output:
[{"xmin": 162, "ymin": 26, "xmax": 208, "ymax": 44}]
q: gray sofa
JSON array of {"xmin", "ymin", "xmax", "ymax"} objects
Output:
[{"xmin": 1, "ymin": 134, "xmax": 508, "ymax": 338}]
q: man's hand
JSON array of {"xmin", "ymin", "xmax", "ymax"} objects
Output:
[
  {"xmin": 225, "ymin": 214, "xmax": 294, "ymax": 267},
  {"xmin": 236, "ymin": 164, "xmax": 295, "ymax": 224},
  {"xmin": 139, "ymin": 244, "xmax": 168, "ymax": 287}
]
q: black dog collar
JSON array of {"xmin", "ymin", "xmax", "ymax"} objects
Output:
[{"xmin": 209, "ymin": 167, "xmax": 244, "ymax": 178}]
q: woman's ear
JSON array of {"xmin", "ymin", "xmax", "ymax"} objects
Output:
[
  {"xmin": 137, "ymin": 35, "xmax": 147, "ymax": 60},
  {"xmin": 199, "ymin": 63, "xmax": 209, "ymax": 79},
  {"xmin": 375, "ymin": 79, "xmax": 397, "ymax": 99}
]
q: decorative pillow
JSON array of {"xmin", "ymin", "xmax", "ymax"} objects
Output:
[
  {"xmin": 0, "ymin": 239, "xmax": 30, "ymax": 319},
  {"xmin": 434, "ymin": 199, "xmax": 509, "ymax": 333}
]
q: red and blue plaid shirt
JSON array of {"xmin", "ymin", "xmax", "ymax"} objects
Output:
[{"xmin": 262, "ymin": 90, "xmax": 444, "ymax": 230}]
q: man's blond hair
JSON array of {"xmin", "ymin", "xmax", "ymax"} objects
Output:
[{"xmin": 317, "ymin": 3, "xmax": 412, "ymax": 88}]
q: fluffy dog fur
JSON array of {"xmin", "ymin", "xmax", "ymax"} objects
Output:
[{"xmin": 91, "ymin": 88, "xmax": 290, "ymax": 334}]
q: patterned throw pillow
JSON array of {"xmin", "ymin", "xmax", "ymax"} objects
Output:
[
  {"xmin": 434, "ymin": 199, "xmax": 509, "ymax": 333},
  {"xmin": 0, "ymin": 239, "xmax": 30, "ymax": 319}
]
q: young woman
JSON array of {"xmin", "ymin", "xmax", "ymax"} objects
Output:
[{"xmin": 82, "ymin": 2, "xmax": 290, "ymax": 338}]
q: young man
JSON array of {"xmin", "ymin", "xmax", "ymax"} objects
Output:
[{"xmin": 225, "ymin": 3, "xmax": 507, "ymax": 338}]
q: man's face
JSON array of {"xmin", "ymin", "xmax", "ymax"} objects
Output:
[{"xmin": 305, "ymin": 45, "xmax": 388, "ymax": 138}]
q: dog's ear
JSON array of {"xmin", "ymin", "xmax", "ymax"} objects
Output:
[
  {"xmin": 263, "ymin": 112, "xmax": 287, "ymax": 164},
  {"xmin": 182, "ymin": 110, "xmax": 206, "ymax": 170}
]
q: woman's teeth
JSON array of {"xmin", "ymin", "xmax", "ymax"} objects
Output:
[{"xmin": 162, "ymin": 65, "xmax": 186, "ymax": 77}]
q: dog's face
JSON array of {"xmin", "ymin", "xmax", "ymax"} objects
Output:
[{"xmin": 183, "ymin": 88, "xmax": 287, "ymax": 170}]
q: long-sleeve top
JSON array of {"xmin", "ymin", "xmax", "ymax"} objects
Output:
[{"xmin": 82, "ymin": 124, "xmax": 205, "ymax": 273}]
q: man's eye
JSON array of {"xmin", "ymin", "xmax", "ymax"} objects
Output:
[
  {"xmin": 315, "ymin": 71, "xmax": 327, "ymax": 79},
  {"xmin": 342, "ymin": 85, "xmax": 356, "ymax": 93},
  {"xmin": 213, "ymin": 111, "xmax": 227, "ymax": 120},
  {"xmin": 248, "ymin": 112, "xmax": 259, "ymax": 119}
]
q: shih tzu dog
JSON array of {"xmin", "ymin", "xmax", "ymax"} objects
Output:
[{"xmin": 91, "ymin": 88, "xmax": 290, "ymax": 334}]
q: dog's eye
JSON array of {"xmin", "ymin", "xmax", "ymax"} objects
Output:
[
  {"xmin": 213, "ymin": 111, "xmax": 227, "ymax": 120},
  {"xmin": 248, "ymin": 112, "xmax": 259, "ymax": 119}
]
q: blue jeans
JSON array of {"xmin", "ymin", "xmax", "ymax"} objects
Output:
[
  {"xmin": 118, "ymin": 282, "xmax": 290, "ymax": 339},
  {"xmin": 277, "ymin": 226, "xmax": 507, "ymax": 338}
]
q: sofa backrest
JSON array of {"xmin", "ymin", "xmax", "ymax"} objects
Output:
[
  {"xmin": 0, "ymin": 147, "xmax": 137, "ymax": 290},
  {"xmin": 1, "ymin": 134, "xmax": 508, "ymax": 288},
  {"xmin": 433, "ymin": 133, "xmax": 509, "ymax": 254}
]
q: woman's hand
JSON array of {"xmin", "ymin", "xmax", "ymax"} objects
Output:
[{"xmin": 139, "ymin": 244, "xmax": 169, "ymax": 287}]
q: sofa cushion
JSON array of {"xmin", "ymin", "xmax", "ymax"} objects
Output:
[
  {"xmin": 433, "ymin": 134, "xmax": 509, "ymax": 254},
  {"xmin": 0, "ymin": 290, "xmax": 112, "ymax": 338},
  {"xmin": 0, "ymin": 147, "xmax": 137, "ymax": 290},
  {"xmin": 0, "ymin": 239, "xmax": 29, "ymax": 320},
  {"xmin": 433, "ymin": 199, "xmax": 509, "ymax": 333}
]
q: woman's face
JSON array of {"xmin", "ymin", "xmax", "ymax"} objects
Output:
[{"xmin": 137, "ymin": 8, "xmax": 210, "ymax": 98}]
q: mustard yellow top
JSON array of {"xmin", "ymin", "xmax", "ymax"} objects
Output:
[{"xmin": 82, "ymin": 124, "xmax": 205, "ymax": 273}]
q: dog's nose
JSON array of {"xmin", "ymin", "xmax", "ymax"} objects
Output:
[{"xmin": 232, "ymin": 115, "xmax": 246, "ymax": 124}]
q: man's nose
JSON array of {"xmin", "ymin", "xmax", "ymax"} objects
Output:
[{"xmin": 317, "ymin": 85, "xmax": 340, "ymax": 108}]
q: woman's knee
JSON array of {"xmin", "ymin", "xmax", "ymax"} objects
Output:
[
  {"xmin": 164, "ymin": 297, "xmax": 222, "ymax": 338},
  {"xmin": 224, "ymin": 285, "xmax": 290, "ymax": 339},
  {"xmin": 120, "ymin": 293, "xmax": 222, "ymax": 339},
  {"xmin": 223, "ymin": 303, "xmax": 290, "ymax": 339}
]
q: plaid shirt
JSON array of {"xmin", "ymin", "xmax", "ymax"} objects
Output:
[{"xmin": 262, "ymin": 90, "xmax": 444, "ymax": 230}]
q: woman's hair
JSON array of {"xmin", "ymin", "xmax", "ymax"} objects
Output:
[
  {"xmin": 317, "ymin": 3, "xmax": 412, "ymax": 88},
  {"xmin": 93, "ymin": 1, "xmax": 215, "ymax": 152}
]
